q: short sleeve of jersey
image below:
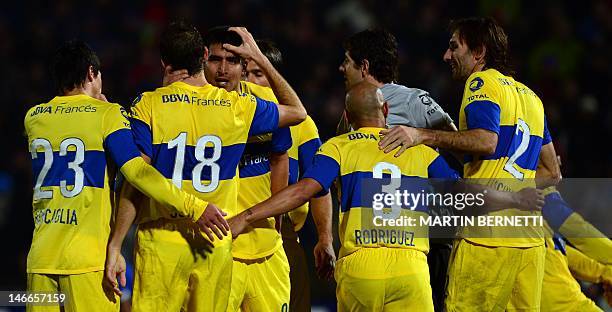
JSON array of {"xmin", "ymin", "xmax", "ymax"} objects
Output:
[
  {"xmin": 129, "ymin": 93, "xmax": 153, "ymax": 158},
  {"xmin": 271, "ymin": 127, "xmax": 292, "ymax": 153},
  {"xmin": 462, "ymin": 74, "xmax": 502, "ymax": 134},
  {"xmin": 298, "ymin": 116, "xmax": 323, "ymax": 177},
  {"xmin": 247, "ymin": 95, "xmax": 279, "ymax": 136},
  {"xmin": 412, "ymin": 91, "xmax": 453, "ymax": 129},
  {"xmin": 303, "ymin": 140, "xmax": 340, "ymax": 192},
  {"xmin": 422, "ymin": 147, "xmax": 460, "ymax": 179},
  {"xmin": 543, "ymin": 116, "xmax": 552, "ymax": 145},
  {"xmin": 102, "ymin": 104, "xmax": 141, "ymax": 168}
]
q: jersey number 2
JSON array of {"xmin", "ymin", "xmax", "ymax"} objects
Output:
[{"xmin": 504, "ymin": 119, "xmax": 530, "ymax": 180}]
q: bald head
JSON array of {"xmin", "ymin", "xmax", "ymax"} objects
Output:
[{"xmin": 345, "ymin": 81, "xmax": 387, "ymax": 128}]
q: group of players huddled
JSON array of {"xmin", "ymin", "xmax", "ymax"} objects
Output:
[{"xmin": 24, "ymin": 16, "xmax": 611, "ymax": 312}]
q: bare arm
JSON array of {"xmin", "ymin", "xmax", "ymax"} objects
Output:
[
  {"xmin": 379, "ymin": 126, "xmax": 498, "ymax": 157},
  {"xmin": 311, "ymin": 193, "xmax": 333, "ymax": 243},
  {"xmin": 229, "ymin": 178, "xmax": 322, "ymax": 237},
  {"xmin": 536, "ymin": 143, "xmax": 562, "ymax": 188},
  {"xmin": 223, "ymin": 27, "xmax": 306, "ymax": 127},
  {"xmin": 269, "ymin": 151, "xmax": 289, "ymax": 231},
  {"xmin": 269, "ymin": 152, "xmax": 289, "ymax": 194}
]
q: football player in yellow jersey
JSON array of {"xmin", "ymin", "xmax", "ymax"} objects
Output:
[
  {"xmin": 245, "ymin": 39, "xmax": 335, "ymax": 312},
  {"xmin": 25, "ymin": 40, "xmax": 224, "ymax": 312},
  {"xmin": 379, "ymin": 17, "xmax": 554, "ymax": 311},
  {"xmin": 107, "ymin": 23, "xmax": 306, "ymax": 312},
  {"xmin": 199, "ymin": 27, "xmax": 292, "ymax": 311},
  {"xmin": 228, "ymin": 81, "xmax": 458, "ymax": 311}
]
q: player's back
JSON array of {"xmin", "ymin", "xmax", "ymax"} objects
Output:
[
  {"xmin": 25, "ymin": 94, "xmax": 130, "ymax": 274},
  {"xmin": 459, "ymin": 68, "xmax": 546, "ymax": 247},
  {"xmin": 131, "ymin": 81, "xmax": 277, "ymax": 223},
  {"xmin": 314, "ymin": 127, "xmax": 458, "ymax": 258},
  {"xmin": 459, "ymin": 68, "xmax": 545, "ymax": 183}
]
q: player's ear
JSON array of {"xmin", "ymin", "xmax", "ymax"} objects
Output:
[
  {"xmin": 382, "ymin": 101, "xmax": 389, "ymax": 118},
  {"xmin": 87, "ymin": 65, "xmax": 96, "ymax": 82},
  {"xmin": 161, "ymin": 60, "xmax": 167, "ymax": 69},
  {"xmin": 473, "ymin": 45, "xmax": 486, "ymax": 64},
  {"xmin": 361, "ymin": 59, "xmax": 369, "ymax": 77},
  {"xmin": 203, "ymin": 46, "xmax": 209, "ymax": 61}
]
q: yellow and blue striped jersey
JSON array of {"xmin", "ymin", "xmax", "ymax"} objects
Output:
[
  {"xmin": 458, "ymin": 68, "xmax": 548, "ymax": 247},
  {"xmin": 25, "ymin": 94, "xmax": 141, "ymax": 274},
  {"xmin": 287, "ymin": 115, "xmax": 323, "ymax": 232},
  {"xmin": 303, "ymin": 127, "xmax": 459, "ymax": 259},
  {"xmin": 232, "ymin": 81, "xmax": 291, "ymax": 259},
  {"xmin": 130, "ymin": 81, "xmax": 280, "ymax": 224}
]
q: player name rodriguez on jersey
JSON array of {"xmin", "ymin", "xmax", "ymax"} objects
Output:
[{"xmin": 303, "ymin": 127, "xmax": 459, "ymax": 259}]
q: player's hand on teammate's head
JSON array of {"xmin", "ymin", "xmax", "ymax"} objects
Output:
[
  {"xmin": 196, "ymin": 203, "xmax": 229, "ymax": 241},
  {"xmin": 222, "ymin": 27, "xmax": 264, "ymax": 64},
  {"xmin": 162, "ymin": 65, "xmax": 189, "ymax": 87},
  {"xmin": 379, "ymin": 126, "xmax": 423, "ymax": 157},
  {"xmin": 103, "ymin": 247, "xmax": 126, "ymax": 298},
  {"xmin": 314, "ymin": 240, "xmax": 336, "ymax": 281},
  {"xmin": 514, "ymin": 187, "xmax": 545, "ymax": 211}
]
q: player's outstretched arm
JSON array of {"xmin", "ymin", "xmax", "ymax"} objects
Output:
[
  {"xmin": 223, "ymin": 27, "xmax": 306, "ymax": 128},
  {"xmin": 311, "ymin": 193, "xmax": 335, "ymax": 280},
  {"xmin": 229, "ymin": 178, "xmax": 322, "ymax": 238},
  {"xmin": 566, "ymin": 245, "xmax": 612, "ymax": 284},
  {"xmin": 379, "ymin": 126, "xmax": 497, "ymax": 157}
]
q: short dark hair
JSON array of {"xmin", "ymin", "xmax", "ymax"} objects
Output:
[
  {"xmin": 51, "ymin": 40, "xmax": 100, "ymax": 94},
  {"xmin": 343, "ymin": 28, "xmax": 398, "ymax": 84},
  {"xmin": 160, "ymin": 20, "xmax": 204, "ymax": 76},
  {"xmin": 256, "ymin": 39, "xmax": 282, "ymax": 68},
  {"xmin": 203, "ymin": 26, "xmax": 243, "ymax": 49},
  {"xmin": 449, "ymin": 17, "xmax": 513, "ymax": 75}
]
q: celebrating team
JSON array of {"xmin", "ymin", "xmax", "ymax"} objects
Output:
[{"xmin": 24, "ymin": 16, "xmax": 611, "ymax": 312}]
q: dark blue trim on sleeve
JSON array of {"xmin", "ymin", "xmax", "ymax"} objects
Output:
[
  {"xmin": 298, "ymin": 138, "xmax": 323, "ymax": 178},
  {"xmin": 271, "ymin": 127, "xmax": 292, "ymax": 153},
  {"xmin": 427, "ymin": 156, "xmax": 460, "ymax": 179},
  {"xmin": 303, "ymin": 154, "xmax": 339, "ymax": 195},
  {"xmin": 130, "ymin": 118, "xmax": 153, "ymax": 158},
  {"xmin": 543, "ymin": 117, "xmax": 552, "ymax": 145},
  {"xmin": 249, "ymin": 97, "xmax": 279, "ymax": 136},
  {"xmin": 542, "ymin": 192, "xmax": 574, "ymax": 232},
  {"xmin": 105, "ymin": 128, "xmax": 141, "ymax": 168},
  {"xmin": 465, "ymin": 100, "xmax": 501, "ymax": 134}
]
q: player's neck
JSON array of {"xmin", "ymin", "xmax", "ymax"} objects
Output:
[
  {"xmin": 350, "ymin": 118, "xmax": 386, "ymax": 130},
  {"xmin": 62, "ymin": 86, "xmax": 95, "ymax": 98},
  {"xmin": 182, "ymin": 71, "xmax": 208, "ymax": 87},
  {"xmin": 365, "ymin": 76, "xmax": 385, "ymax": 88}
]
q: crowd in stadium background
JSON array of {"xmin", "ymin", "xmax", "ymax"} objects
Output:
[{"xmin": 1, "ymin": 0, "xmax": 611, "ymax": 309}]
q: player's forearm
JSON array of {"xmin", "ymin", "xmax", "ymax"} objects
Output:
[
  {"xmin": 269, "ymin": 152, "xmax": 289, "ymax": 194},
  {"xmin": 108, "ymin": 183, "xmax": 139, "ymax": 250},
  {"xmin": 119, "ymin": 157, "xmax": 206, "ymax": 222},
  {"xmin": 311, "ymin": 193, "xmax": 333, "ymax": 243},
  {"xmin": 246, "ymin": 178, "xmax": 321, "ymax": 224},
  {"xmin": 419, "ymin": 128, "xmax": 498, "ymax": 155},
  {"xmin": 252, "ymin": 54, "xmax": 306, "ymax": 127},
  {"xmin": 536, "ymin": 143, "xmax": 561, "ymax": 188}
]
